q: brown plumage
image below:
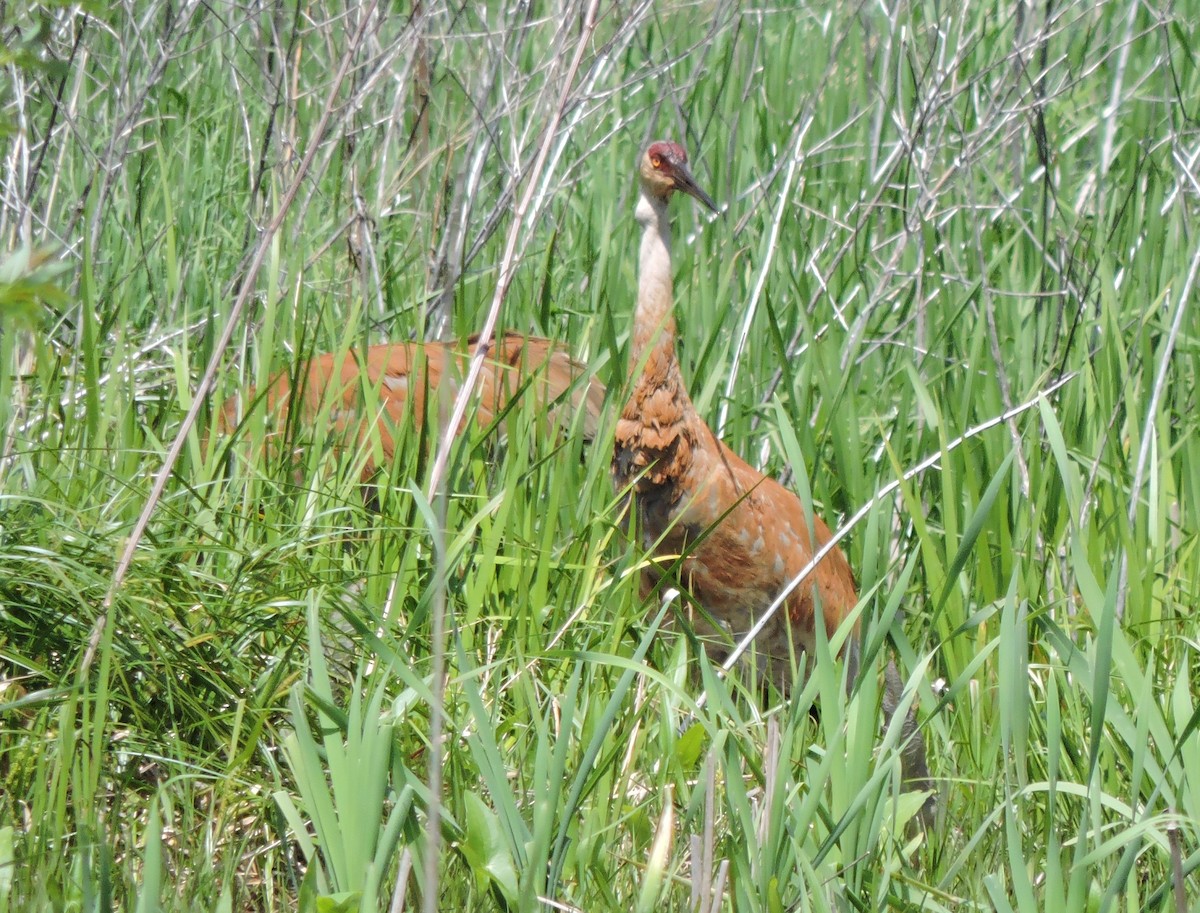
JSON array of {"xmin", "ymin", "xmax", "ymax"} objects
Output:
[
  {"xmin": 218, "ymin": 331, "xmax": 605, "ymax": 475},
  {"xmin": 613, "ymin": 141, "xmax": 932, "ymax": 813}
]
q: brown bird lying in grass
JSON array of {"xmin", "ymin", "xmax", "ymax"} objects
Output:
[
  {"xmin": 216, "ymin": 331, "xmax": 606, "ymax": 476},
  {"xmin": 611, "ymin": 140, "xmax": 934, "ymax": 819}
]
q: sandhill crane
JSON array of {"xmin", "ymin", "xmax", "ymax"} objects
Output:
[
  {"xmin": 218, "ymin": 331, "xmax": 605, "ymax": 476},
  {"xmin": 613, "ymin": 141, "xmax": 932, "ymax": 814}
]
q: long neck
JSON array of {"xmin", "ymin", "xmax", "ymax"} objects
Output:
[
  {"xmin": 615, "ymin": 186, "xmax": 702, "ymax": 491},
  {"xmin": 629, "ymin": 191, "xmax": 679, "ymax": 386}
]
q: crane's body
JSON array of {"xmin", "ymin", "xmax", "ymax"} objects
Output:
[
  {"xmin": 614, "ymin": 141, "xmax": 931, "ymax": 812},
  {"xmin": 219, "ymin": 331, "xmax": 605, "ymax": 475},
  {"xmin": 617, "ymin": 425, "xmax": 857, "ymax": 692}
]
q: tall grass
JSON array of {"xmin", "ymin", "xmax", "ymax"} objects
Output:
[{"xmin": 2, "ymin": 1, "xmax": 1197, "ymax": 910}]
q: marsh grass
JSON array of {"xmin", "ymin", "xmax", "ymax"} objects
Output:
[{"xmin": 1, "ymin": 1, "xmax": 1198, "ymax": 910}]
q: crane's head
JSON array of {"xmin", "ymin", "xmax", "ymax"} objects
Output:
[{"xmin": 640, "ymin": 141, "xmax": 718, "ymax": 213}]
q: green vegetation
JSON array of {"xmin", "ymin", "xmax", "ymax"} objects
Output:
[{"xmin": 2, "ymin": 1, "xmax": 1198, "ymax": 910}]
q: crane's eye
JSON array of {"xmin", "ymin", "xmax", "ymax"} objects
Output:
[{"xmin": 650, "ymin": 154, "xmax": 662, "ymax": 169}]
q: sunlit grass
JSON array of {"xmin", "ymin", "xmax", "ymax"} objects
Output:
[{"xmin": 1, "ymin": 1, "xmax": 1198, "ymax": 910}]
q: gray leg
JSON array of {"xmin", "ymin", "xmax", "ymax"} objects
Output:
[{"xmin": 882, "ymin": 658, "xmax": 936, "ymax": 826}]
